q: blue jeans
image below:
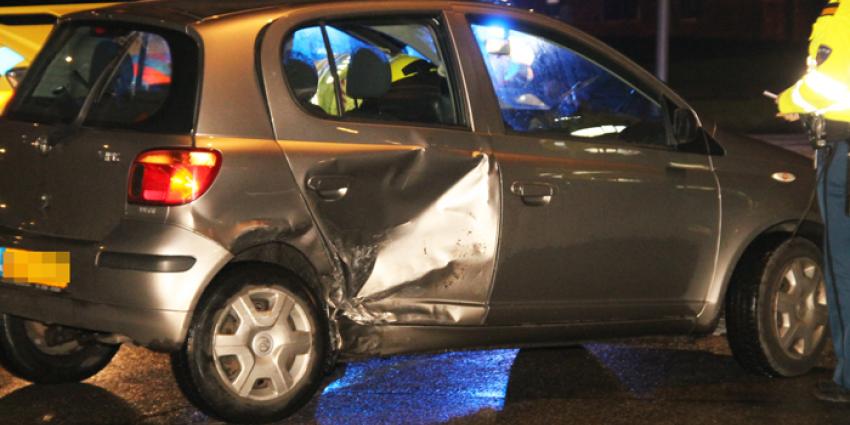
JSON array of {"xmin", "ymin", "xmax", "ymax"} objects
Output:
[{"xmin": 818, "ymin": 140, "xmax": 850, "ymax": 387}]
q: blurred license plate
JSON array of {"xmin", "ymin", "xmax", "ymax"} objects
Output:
[{"xmin": 0, "ymin": 247, "xmax": 70, "ymax": 289}]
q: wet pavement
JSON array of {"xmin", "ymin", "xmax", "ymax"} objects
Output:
[{"xmin": 0, "ymin": 335, "xmax": 848, "ymax": 425}]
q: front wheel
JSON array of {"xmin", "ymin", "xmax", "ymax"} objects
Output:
[
  {"xmin": 726, "ymin": 238, "xmax": 829, "ymax": 377},
  {"xmin": 0, "ymin": 315, "xmax": 119, "ymax": 384},
  {"xmin": 171, "ymin": 266, "xmax": 328, "ymax": 424}
]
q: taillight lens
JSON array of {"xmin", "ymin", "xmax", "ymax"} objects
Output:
[{"xmin": 128, "ymin": 149, "xmax": 222, "ymax": 206}]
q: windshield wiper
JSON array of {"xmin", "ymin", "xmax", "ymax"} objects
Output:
[{"xmin": 49, "ymin": 31, "xmax": 142, "ymax": 146}]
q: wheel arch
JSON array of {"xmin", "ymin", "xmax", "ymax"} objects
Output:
[
  {"xmin": 229, "ymin": 243, "xmax": 324, "ymax": 301},
  {"xmin": 181, "ymin": 241, "xmax": 335, "ymax": 347},
  {"xmin": 694, "ymin": 219, "xmax": 823, "ymax": 333},
  {"xmin": 194, "ymin": 242, "xmax": 330, "ymax": 317}
]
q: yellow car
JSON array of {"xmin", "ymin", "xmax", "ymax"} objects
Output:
[{"xmin": 0, "ymin": 2, "xmax": 121, "ymax": 112}]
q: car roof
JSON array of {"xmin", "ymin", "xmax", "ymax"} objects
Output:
[
  {"xmin": 115, "ymin": 0, "xmax": 331, "ymax": 20},
  {"xmin": 75, "ymin": 0, "xmax": 505, "ymax": 25}
]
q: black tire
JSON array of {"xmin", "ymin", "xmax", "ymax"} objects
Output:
[
  {"xmin": 0, "ymin": 314, "xmax": 119, "ymax": 384},
  {"xmin": 726, "ymin": 238, "xmax": 829, "ymax": 377},
  {"xmin": 171, "ymin": 265, "xmax": 328, "ymax": 424}
]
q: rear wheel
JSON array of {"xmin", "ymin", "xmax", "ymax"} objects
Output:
[
  {"xmin": 726, "ymin": 238, "xmax": 829, "ymax": 377},
  {"xmin": 171, "ymin": 266, "xmax": 328, "ymax": 424},
  {"xmin": 0, "ymin": 315, "xmax": 119, "ymax": 384}
]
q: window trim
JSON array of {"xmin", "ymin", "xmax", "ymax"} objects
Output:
[
  {"xmin": 319, "ymin": 22, "xmax": 346, "ymax": 116},
  {"xmin": 279, "ymin": 14, "xmax": 471, "ymax": 132}
]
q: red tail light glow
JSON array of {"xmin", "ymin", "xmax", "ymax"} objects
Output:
[{"xmin": 128, "ymin": 149, "xmax": 222, "ymax": 206}]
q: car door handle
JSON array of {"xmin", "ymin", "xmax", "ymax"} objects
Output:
[
  {"xmin": 666, "ymin": 162, "xmax": 710, "ymax": 178},
  {"xmin": 667, "ymin": 162, "xmax": 710, "ymax": 172},
  {"xmin": 511, "ymin": 182, "xmax": 555, "ymax": 207},
  {"xmin": 307, "ymin": 176, "xmax": 351, "ymax": 201}
]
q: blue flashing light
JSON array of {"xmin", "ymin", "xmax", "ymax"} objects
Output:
[
  {"xmin": 472, "ymin": 23, "xmax": 509, "ymax": 40},
  {"xmin": 0, "ymin": 47, "xmax": 24, "ymax": 76}
]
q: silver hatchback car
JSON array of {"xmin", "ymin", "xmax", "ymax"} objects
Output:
[{"xmin": 0, "ymin": 0, "xmax": 827, "ymax": 423}]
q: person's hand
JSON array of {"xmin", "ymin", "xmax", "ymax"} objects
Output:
[
  {"xmin": 777, "ymin": 112, "xmax": 801, "ymax": 122},
  {"xmin": 774, "ymin": 96, "xmax": 800, "ymax": 122}
]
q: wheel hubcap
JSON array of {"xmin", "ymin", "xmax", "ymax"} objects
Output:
[
  {"xmin": 252, "ymin": 333, "xmax": 274, "ymax": 356},
  {"xmin": 212, "ymin": 286, "xmax": 314, "ymax": 401},
  {"xmin": 773, "ymin": 258, "xmax": 828, "ymax": 359}
]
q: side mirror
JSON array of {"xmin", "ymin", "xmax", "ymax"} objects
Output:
[
  {"xmin": 673, "ymin": 107, "xmax": 700, "ymax": 144},
  {"xmin": 5, "ymin": 67, "xmax": 27, "ymax": 89}
]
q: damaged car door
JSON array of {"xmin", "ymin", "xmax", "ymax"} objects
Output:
[{"xmin": 261, "ymin": 14, "xmax": 500, "ymax": 326}]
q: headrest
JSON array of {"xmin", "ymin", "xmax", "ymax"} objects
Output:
[
  {"xmin": 89, "ymin": 39, "xmax": 134, "ymax": 93},
  {"xmin": 285, "ymin": 58, "xmax": 319, "ymax": 102},
  {"xmin": 346, "ymin": 48, "xmax": 390, "ymax": 99},
  {"xmin": 89, "ymin": 40, "xmax": 120, "ymax": 82}
]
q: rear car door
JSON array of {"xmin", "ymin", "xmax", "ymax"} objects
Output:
[
  {"xmin": 460, "ymin": 14, "xmax": 720, "ymax": 324},
  {"xmin": 260, "ymin": 9, "xmax": 500, "ymax": 326}
]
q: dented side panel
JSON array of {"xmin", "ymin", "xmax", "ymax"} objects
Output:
[{"xmin": 277, "ymin": 136, "xmax": 498, "ymax": 326}]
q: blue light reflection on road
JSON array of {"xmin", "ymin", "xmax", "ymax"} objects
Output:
[{"xmin": 317, "ymin": 349, "xmax": 520, "ymax": 425}]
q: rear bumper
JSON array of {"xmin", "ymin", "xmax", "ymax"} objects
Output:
[
  {"xmin": 0, "ymin": 220, "xmax": 232, "ymax": 351},
  {"xmin": 0, "ymin": 285, "xmax": 189, "ymax": 351}
]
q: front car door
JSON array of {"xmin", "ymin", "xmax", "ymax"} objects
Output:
[{"xmin": 454, "ymin": 9, "xmax": 721, "ymax": 324}]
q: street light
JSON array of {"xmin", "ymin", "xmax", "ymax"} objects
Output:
[{"xmin": 656, "ymin": 0, "xmax": 670, "ymax": 81}]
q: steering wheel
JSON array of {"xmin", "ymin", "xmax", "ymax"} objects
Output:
[{"xmin": 558, "ymin": 75, "xmax": 600, "ymax": 108}]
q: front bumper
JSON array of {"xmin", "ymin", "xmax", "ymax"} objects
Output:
[{"xmin": 0, "ymin": 220, "xmax": 232, "ymax": 351}]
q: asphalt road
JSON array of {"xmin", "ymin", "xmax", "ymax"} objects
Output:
[
  {"xmin": 0, "ymin": 335, "xmax": 848, "ymax": 425},
  {"xmin": 0, "ymin": 132, "xmax": 838, "ymax": 425}
]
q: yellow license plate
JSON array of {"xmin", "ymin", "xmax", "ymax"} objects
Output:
[{"xmin": 0, "ymin": 247, "xmax": 70, "ymax": 289}]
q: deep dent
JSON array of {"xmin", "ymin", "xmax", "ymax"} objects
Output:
[{"xmin": 292, "ymin": 143, "xmax": 500, "ymax": 354}]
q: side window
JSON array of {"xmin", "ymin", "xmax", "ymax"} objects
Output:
[
  {"xmin": 8, "ymin": 24, "xmax": 197, "ymax": 134},
  {"xmin": 283, "ymin": 27, "xmax": 332, "ymax": 116},
  {"xmin": 282, "ymin": 19, "xmax": 461, "ymax": 127},
  {"xmin": 86, "ymin": 33, "xmax": 173, "ymax": 127},
  {"xmin": 470, "ymin": 23, "xmax": 667, "ymax": 147}
]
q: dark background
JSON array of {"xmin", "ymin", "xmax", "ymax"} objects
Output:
[{"xmin": 484, "ymin": 0, "xmax": 823, "ymax": 133}]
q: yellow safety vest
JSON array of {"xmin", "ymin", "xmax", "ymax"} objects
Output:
[{"xmin": 779, "ymin": 0, "xmax": 850, "ymax": 122}]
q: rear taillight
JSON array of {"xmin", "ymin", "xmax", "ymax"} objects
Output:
[{"xmin": 128, "ymin": 149, "xmax": 222, "ymax": 206}]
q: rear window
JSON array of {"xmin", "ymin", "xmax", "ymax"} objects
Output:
[{"xmin": 5, "ymin": 22, "xmax": 199, "ymax": 134}]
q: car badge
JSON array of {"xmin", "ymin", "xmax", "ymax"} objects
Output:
[
  {"xmin": 31, "ymin": 136, "xmax": 52, "ymax": 155},
  {"xmin": 98, "ymin": 150, "xmax": 121, "ymax": 163}
]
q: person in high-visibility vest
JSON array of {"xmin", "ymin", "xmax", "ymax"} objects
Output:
[
  {"xmin": 779, "ymin": 1, "xmax": 850, "ymax": 121},
  {"xmin": 778, "ymin": 0, "xmax": 850, "ymax": 403}
]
